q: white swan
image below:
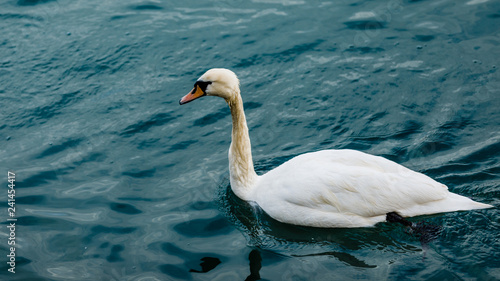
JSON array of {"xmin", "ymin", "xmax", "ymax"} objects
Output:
[{"xmin": 179, "ymin": 68, "xmax": 492, "ymax": 228}]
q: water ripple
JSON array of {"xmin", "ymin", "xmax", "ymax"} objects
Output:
[
  {"xmin": 344, "ymin": 20, "xmax": 387, "ymax": 30},
  {"xmin": 174, "ymin": 216, "xmax": 234, "ymax": 237},
  {"xmin": 62, "ymin": 179, "xmax": 119, "ymax": 198},
  {"xmin": 120, "ymin": 113, "xmax": 175, "ymax": 136},
  {"xmin": 17, "ymin": 0, "xmax": 54, "ymax": 6},
  {"xmin": 129, "ymin": 3, "xmax": 164, "ymax": 11}
]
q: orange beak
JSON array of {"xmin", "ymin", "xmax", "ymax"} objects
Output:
[{"xmin": 179, "ymin": 85, "xmax": 205, "ymax": 105}]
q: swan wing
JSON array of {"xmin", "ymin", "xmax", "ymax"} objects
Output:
[{"xmin": 251, "ymin": 150, "xmax": 487, "ymax": 227}]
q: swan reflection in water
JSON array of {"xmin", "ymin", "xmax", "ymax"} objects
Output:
[{"xmin": 218, "ymin": 180, "xmax": 440, "ymax": 276}]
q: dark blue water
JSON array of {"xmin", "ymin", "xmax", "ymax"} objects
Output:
[{"xmin": 1, "ymin": 0, "xmax": 499, "ymax": 280}]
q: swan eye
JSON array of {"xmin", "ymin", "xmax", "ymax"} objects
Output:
[{"xmin": 194, "ymin": 81, "xmax": 212, "ymax": 94}]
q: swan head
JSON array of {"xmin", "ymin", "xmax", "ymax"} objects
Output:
[{"xmin": 179, "ymin": 68, "xmax": 240, "ymax": 105}]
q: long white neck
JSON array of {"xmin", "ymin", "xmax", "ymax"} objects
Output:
[{"xmin": 225, "ymin": 92, "xmax": 258, "ymax": 200}]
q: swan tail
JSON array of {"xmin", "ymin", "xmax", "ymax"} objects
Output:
[
  {"xmin": 398, "ymin": 192, "xmax": 493, "ymax": 218},
  {"xmin": 444, "ymin": 192, "xmax": 493, "ymax": 210}
]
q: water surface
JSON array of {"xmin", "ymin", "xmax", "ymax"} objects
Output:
[{"xmin": 1, "ymin": 0, "xmax": 499, "ymax": 280}]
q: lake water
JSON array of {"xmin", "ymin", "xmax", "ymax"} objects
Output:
[{"xmin": 1, "ymin": 0, "xmax": 499, "ymax": 280}]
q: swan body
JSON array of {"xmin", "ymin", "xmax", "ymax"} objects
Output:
[{"xmin": 180, "ymin": 68, "xmax": 492, "ymax": 228}]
